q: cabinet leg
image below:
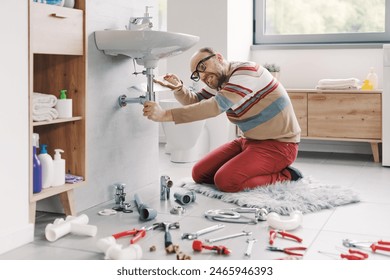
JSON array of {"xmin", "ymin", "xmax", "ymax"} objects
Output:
[
  {"xmin": 59, "ymin": 189, "xmax": 76, "ymax": 216},
  {"xmin": 29, "ymin": 201, "xmax": 37, "ymax": 224},
  {"xmin": 370, "ymin": 142, "xmax": 380, "ymax": 163}
]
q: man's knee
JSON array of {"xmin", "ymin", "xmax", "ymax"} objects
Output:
[{"xmin": 214, "ymin": 172, "xmax": 241, "ymax": 193}]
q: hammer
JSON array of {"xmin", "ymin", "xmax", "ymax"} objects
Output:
[{"xmin": 153, "ymin": 222, "xmax": 180, "ymax": 248}]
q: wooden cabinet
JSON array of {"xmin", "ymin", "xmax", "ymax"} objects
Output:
[
  {"xmin": 288, "ymin": 89, "xmax": 382, "ymax": 162},
  {"xmin": 29, "ymin": 1, "xmax": 87, "ymax": 223}
]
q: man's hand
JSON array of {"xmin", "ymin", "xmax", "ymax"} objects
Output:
[
  {"xmin": 143, "ymin": 101, "xmax": 173, "ymax": 122},
  {"xmin": 153, "ymin": 73, "xmax": 183, "ymax": 91}
]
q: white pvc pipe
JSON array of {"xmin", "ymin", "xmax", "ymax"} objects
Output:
[
  {"xmin": 45, "ymin": 214, "xmax": 97, "ymax": 242},
  {"xmin": 266, "ymin": 211, "xmax": 303, "ymax": 231},
  {"xmin": 97, "ymin": 236, "xmax": 143, "ymax": 260}
]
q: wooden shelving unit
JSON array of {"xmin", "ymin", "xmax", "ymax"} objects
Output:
[
  {"xmin": 29, "ymin": 0, "xmax": 87, "ymax": 223},
  {"xmin": 288, "ymin": 89, "xmax": 382, "ymax": 162}
]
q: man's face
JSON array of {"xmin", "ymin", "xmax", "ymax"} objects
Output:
[{"xmin": 190, "ymin": 52, "xmax": 225, "ymax": 89}]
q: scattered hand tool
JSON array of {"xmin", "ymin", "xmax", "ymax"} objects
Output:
[
  {"xmin": 343, "ymin": 239, "xmax": 390, "ymax": 253},
  {"xmin": 269, "ymin": 230, "xmax": 303, "ymax": 245},
  {"xmin": 181, "ymin": 224, "xmax": 225, "ymax": 240},
  {"xmin": 244, "ymin": 238, "xmax": 257, "ymax": 257},
  {"xmin": 112, "ymin": 224, "xmax": 157, "ymax": 244},
  {"xmin": 192, "ymin": 240, "xmax": 231, "ymax": 255},
  {"xmin": 153, "ymin": 221, "xmax": 180, "ymax": 248},
  {"xmin": 205, "ymin": 230, "xmax": 252, "ymax": 243},
  {"xmin": 267, "ymin": 246, "xmax": 307, "ymax": 257},
  {"xmin": 318, "ymin": 248, "xmax": 369, "ymax": 260}
]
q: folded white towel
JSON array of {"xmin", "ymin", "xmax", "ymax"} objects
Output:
[
  {"xmin": 32, "ymin": 107, "xmax": 59, "ymax": 122},
  {"xmin": 316, "ymin": 78, "xmax": 360, "ymax": 90},
  {"xmin": 316, "ymin": 85, "xmax": 359, "ymax": 90},
  {"xmin": 32, "ymin": 92, "xmax": 57, "ymax": 108}
]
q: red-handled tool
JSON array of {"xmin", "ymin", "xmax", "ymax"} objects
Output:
[
  {"xmin": 318, "ymin": 248, "xmax": 369, "ymax": 260},
  {"xmin": 343, "ymin": 239, "xmax": 390, "ymax": 253},
  {"xmin": 269, "ymin": 230, "xmax": 303, "ymax": 245},
  {"xmin": 370, "ymin": 241, "xmax": 390, "ymax": 252},
  {"xmin": 192, "ymin": 240, "xmax": 231, "ymax": 255},
  {"xmin": 267, "ymin": 246, "xmax": 307, "ymax": 256},
  {"xmin": 112, "ymin": 228, "xmax": 146, "ymax": 244}
]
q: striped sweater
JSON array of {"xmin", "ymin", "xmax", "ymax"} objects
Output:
[{"xmin": 170, "ymin": 62, "xmax": 301, "ymax": 143}]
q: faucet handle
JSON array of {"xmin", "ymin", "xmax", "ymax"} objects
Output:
[{"xmin": 144, "ymin": 6, "xmax": 153, "ymax": 18}]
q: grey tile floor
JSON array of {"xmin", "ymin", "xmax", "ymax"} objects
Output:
[{"xmin": 1, "ymin": 146, "xmax": 390, "ymax": 260}]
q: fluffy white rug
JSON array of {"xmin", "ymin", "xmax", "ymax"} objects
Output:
[{"xmin": 178, "ymin": 177, "xmax": 360, "ymax": 215}]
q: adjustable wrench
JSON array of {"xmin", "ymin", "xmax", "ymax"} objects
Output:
[
  {"xmin": 181, "ymin": 224, "xmax": 225, "ymax": 240},
  {"xmin": 205, "ymin": 231, "xmax": 252, "ymax": 243}
]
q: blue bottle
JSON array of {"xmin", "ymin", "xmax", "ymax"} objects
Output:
[{"xmin": 32, "ymin": 133, "xmax": 42, "ymax": 193}]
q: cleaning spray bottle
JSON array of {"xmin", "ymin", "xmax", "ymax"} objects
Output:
[
  {"xmin": 32, "ymin": 133, "xmax": 42, "ymax": 193},
  {"xmin": 38, "ymin": 144, "xmax": 54, "ymax": 189},
  {"xmin": 52, "ymin": 149, "xmax": 65, "ymax": 187},
  {"xmin": 55, "ymin": 89, "xmax": 72, "ymax": 118}
]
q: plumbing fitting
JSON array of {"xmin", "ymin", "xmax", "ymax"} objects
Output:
[
  {"xmin": 96, "ymin": 236, "xmax": 142, "ymax": 260},
  {"xmin": 192, "ymin": 240, "xmax": 231, "ymax": 255},
  {"xmin": 174, "ymin": 189, "xmax": 196, "ymax": 205},
  {"xmin": 204, "ymin": 207, "xmax": 268, "ymax": 224},
  {"xmin": 45, "ymin": 214, "xmax": 97, "ymax": 242},
  {"xmin": 134, "ymin": 193, "xmax": 157, "ymax": 221},
  {"xmin": 170, "ymin": 205, "xmax": 186, "ymax": 215},
  {"xmin": 266, "ymin": 210, "xmax": 303, "ymax": 231},
  {"xmin": 112, "ymin": 183, "xmax": 132, "ymax": 213},
  {"xmin": 160, "ymin": 175, "xmax": 173, "ymax": 200}
]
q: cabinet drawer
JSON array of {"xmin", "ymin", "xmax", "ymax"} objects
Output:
[
  {"xmin": 308, "ymin": 93, "xmax": 382, "ymax": 139},
  {"xmin": 289, "ymin": 92, "xmax": 308, "ymax": 137},
  {"xmin": 30, "ymin": 3, "xmax": 83, "ymax": 55}
]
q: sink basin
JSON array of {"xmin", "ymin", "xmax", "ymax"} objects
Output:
[{"xmin": 94, "ymin": 30, "xmax": 199, "ymax": 68}]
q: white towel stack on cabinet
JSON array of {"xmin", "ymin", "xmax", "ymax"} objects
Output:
[
  {"xmin": 32, "ymin": 92, "xmax": 59, "ymax": 122},
  {"xmin": 315, "ymin": 78, "xmax": 360, "ymax": 90}
]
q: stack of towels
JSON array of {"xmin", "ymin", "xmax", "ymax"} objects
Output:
[
  {"xmin": 315, "ymin": 78, "xmax": 360, "ymax": 90},
  {"xmin": 32, "ymin": 92, "xmax": 59, "ymax": 122}
]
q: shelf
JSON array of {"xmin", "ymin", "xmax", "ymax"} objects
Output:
[
  {"xmin": 31, "ymin": 181, "xmax": 86, "ymax": 202},
  {"xmin": 32, "ymin": 116, "xmax": 82, "ymax": 127}
]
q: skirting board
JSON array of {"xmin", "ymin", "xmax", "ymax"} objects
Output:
[{"xmin": 0, "ymin": 224, "xmax": 34, "ymax": 255}]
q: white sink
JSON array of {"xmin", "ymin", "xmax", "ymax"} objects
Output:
[{"xmin": 94, "ymin": 30, "xmax": 199, "ymax": 68}]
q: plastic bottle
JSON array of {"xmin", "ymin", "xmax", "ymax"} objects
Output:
[
  {"xmin": 52, "ymin": 149, "xmax": 65, "ymax": 187},
  {"xmin": 38, "ymin": 144, "xmax": 54, "ymax": 189},
  {"xmin": 55, "ymin": 89, "xmax": 72, "ymax": 118},
  {"xmin": 32, "ymin": 133, "xmax": 42, "ymax": 193},
  {"xmin": 366, "ymin": 67, "xmax": 378, "ymax": 90}
]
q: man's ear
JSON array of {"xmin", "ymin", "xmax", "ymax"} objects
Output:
[{"xmin": 216, "ymin": 53, "xmax": 224, "ymax": 62}]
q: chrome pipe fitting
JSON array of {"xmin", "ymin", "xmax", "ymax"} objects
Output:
[
  {"xmin": 174, "ymin": 189, "xmax": 196, "ymax": 205},
  {"xmin": 160, "ymin": 175, "xmax": 173, "ymax": 200}
]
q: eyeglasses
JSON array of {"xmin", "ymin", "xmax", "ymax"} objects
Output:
[{"xmin": 190, "ymin": 54, "xmax": 216, "ymax": 82}]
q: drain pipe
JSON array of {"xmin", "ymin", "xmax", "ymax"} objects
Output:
[
  {"xmin": 45, "ymin": 214, "xmax": 97, "ymax": 242},
  {"xmin": 118, "ymin": 67, "xmax": 155, "ymax": 107}
]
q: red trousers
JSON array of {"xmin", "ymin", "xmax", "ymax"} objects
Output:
[{"xmin": 192, "ymin": 138, "xmax": 299, "ymax": 192}]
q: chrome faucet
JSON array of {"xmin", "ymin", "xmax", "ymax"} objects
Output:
[{"xmin": 128, "ymin": 6, "xmax": 153, "ymax": 30}]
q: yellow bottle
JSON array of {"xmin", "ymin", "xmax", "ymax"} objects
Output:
[{"xmin": 361, "ymin": 79, "xmax": 373, "ymax": 90}]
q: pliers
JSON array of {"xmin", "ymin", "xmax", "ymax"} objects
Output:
[
  {"xmin": 343, "ymin": 239, "xmax": 390, "ymax": 253},
  {"xmin": 269, "ymin": 230, "xmax": 303, "ymax": 245},
  {"xmin": 112, "ymin": 227, "xmax": 149, "ymax": 244},
  {"xmin": 340, "ymin": 249, "xmax": 369, "ymax": 260},
  {"xmin": 267, "ymin": 246, "xmax": 307, "ymax": 256},
  {"xmin": 318, "ymin": 248, "xmax": 369, "ymax": 260}
]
